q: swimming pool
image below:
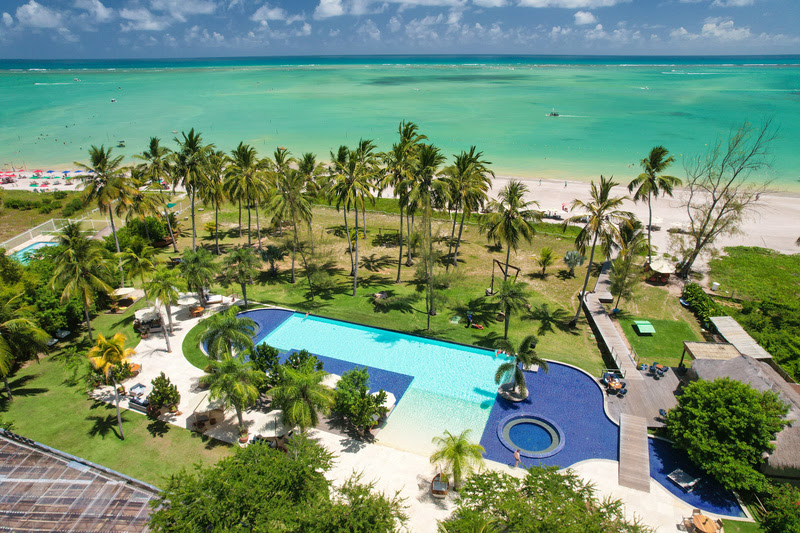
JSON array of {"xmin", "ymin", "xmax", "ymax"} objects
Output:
[
  {"xmin": 10, "ymin": 241, "xmax": 57, "ymax": 264},
  {"xmin": 258, "ymin": 312, "xmax": 509, "ymax": 454}
]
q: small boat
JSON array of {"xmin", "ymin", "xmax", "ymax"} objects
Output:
[
  {"xmin": 117, "ymin": 140, "xmax": 126, "ymax": 148},
  {"xmin": 73, "ymin": 77, "xmax": 81, "ymax": 82},
  {"xmin": 430, "ymin": 472, "xmax": 449, "ymax": 499},
  {"xmin": 547, "ymin": 108, "xmax": 559, "ymax": 117},
  {"xmin": 110, "ymin": 98, "xmax": 116, "ymax": 103}
]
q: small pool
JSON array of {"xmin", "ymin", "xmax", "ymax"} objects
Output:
[
  {"xmin": 10, "ymin": 241, "xmax": 57, "ymax": 264},
  {"xmin": 499, "ymin": 415, "xmax": 564, "ymax": 458}
]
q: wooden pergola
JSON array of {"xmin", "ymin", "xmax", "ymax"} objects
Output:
[{"xmin": 679, "ymin": 341, "xmax": 742, "ymax": 367}]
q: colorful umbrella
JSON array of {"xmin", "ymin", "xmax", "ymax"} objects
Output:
[
  {"xmin": 62, "ymin": 170, "xmax": 70, "ymax": 175},
  {"xmin": 33, "ymin": 170, "xmax": 43, "ymax": 174},
  {"xmin": 46, "ymin": 170, "xmax": 55, "ymax": 174}
]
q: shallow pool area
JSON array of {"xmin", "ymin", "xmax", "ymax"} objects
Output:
[{"xmin": 10, "ymin": 241, "xmax": 56, "ymax": 264}]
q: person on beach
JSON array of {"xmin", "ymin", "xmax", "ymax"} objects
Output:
[
  {"xmin": 564, "ymin": 181, "xmax": 567, "ymax": 188},
  {"xmin": 513, "ymin": 449, "xmax": 521, "ymax": 467}
]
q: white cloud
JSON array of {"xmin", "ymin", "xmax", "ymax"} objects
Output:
[
  {"xmin": 251, "ymin": 4, "xmax": 287, "ymax": 24},
  {"xmin": 296, "ymin": 22, "xmax": 311, "ymax": 35},
  {"xmin": 119, "ymin": 7, "xmax": 170, "ymax": 31},
  {"xmin": 670, "ymin": 26, "xmax": 696, "ymax": 40},
  {"xmin": 405, "ymin": 13, "xmax": 444, "ymax": 41},
  {"xmin": 328, "ymin": 27, "xmax": 340, "ymax": 36},
  {"xmin": 585, "ymin": 23, "xmax": 605, "ymax": 39},
  {"xmin": 389, "ymin": 15, "xmax": 402, "ymax": 32},
  {"xmin": 150, "ymin": 0, "xmax": 216, "ymax": 23},
  {"xmin": 185, "ymin": 24, "xmax": 224, "ymax": 43},
  {"xmin": 518, "ymin": 0, "xmax": 629, "ymax": 7},
  {"xmin": 16, "ymin": 1, "xmax": 62, "ymax": 28},
  {"xmin": 2, "ymin": 13, "xmax": 13, "ymax": 27},
  {"xmin": 357, "ymin": 18, "xmax": 380, "ymax": 40},
  {"xmin": 711, "ymin": 0, "xmax": 753, "ymax": 6},
  {"xmin": 473, "ymin": 0, "xmax": 507, "ymax": 6},
  {"xmin": 573, "ymin": 10, "xmax": 596, "ymax": 25},
  {"xmin": 286, "ymin": 14, "xmax": 305, "ymax": 24},
  {"xmin": 700, "ymin": 18, "xmax": 750, "ymax": 40},
  {"xmin": 75, "ymin": 0, "xmax": 113, "ymax": 23},
  {"xmin": 549, "ymin": 25, "xmax": 572, "ymax": 38},
  {"xmin": 314, "ymin": 0, "xmax": 344, "ymax": 19}
]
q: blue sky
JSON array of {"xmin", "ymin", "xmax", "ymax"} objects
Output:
[{"xmin": 0, "ymin": 0, "xmax": 798, "ymax": 58}]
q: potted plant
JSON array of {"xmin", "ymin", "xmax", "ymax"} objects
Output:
[
  {"xmin": 238, "ymin": 425, "xmax": 249, "ymax": 444},
  {"xmin": 147, "ymin": 372, "xmax": 181, "ymax": 418}
]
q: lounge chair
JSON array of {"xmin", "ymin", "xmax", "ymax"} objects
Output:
[
  {"xmin": 431, "ymin": 472, "xmax": 449, "ymax": 499},
  {"xmin": 618, "ymin": 388, "xmax": 628, "ymax": 397}
]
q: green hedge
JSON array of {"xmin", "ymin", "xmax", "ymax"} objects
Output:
[{"xmin": 682, "ymin": 283, "xmax": 726, "ymax": 325}]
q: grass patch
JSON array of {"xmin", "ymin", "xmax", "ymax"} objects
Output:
[
  {"xmin": 91, "ymin": 298, "xmax": 149, "ymax": 349},
  {"xmin": 0, "ymin": 355, "xmax": 232, "ymax": 487},
  {"xmin": 617, "ymin": 316, "xmax": 703, "ymax": 368},
  {"xmin": 709, "ymin": 246, "xmax": 800, "ymax": 302},
  {"xmin": 721, "ymin": 520, "xmax": 762, "ymax": 533},
  {"xmin": 0, "ymin": 190, "xmax": 99, "ymax": 242},
  {"xmin": 182, "ymin": 320, "xmax": 210, "ymax": 371}
]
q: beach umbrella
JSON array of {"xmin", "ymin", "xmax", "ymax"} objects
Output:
[
  {"xmin": 29, "ymin": 183, "xmax": 39, "ymax": 187},
  {"xmin": 46, "ymin": 170, "xmax": 55, "ymax": 174},
  {"xmin": 33, "ymin": 169, "xmax": 43, "ymax": 174},
  {"xmin": 62, "ymin": 170, "xmax": 70, "ymax": 175}
]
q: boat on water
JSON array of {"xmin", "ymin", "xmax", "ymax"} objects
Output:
[
  {"xmin": 547, "ymin": 108, "xmax": 559, "ymax": 117},
  {"xmin": 117, "ymin": 140, "xmax": 126, "ymax": 148},
  {"xmin": 111, "ymin": 98, "xmax": 116, "ymax": 103}
]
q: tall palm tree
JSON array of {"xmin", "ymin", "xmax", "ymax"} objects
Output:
[
  {"xmin": 200, "ymin": 306, "xmax": 256, "ymax": 360},
  {"xmin": 117, "ymin": 243, "xmax": 156, "ymax": 302},
  {"xmin": 492, "ymin": 280, "xmax": 530, "ymax": 340},
  {"xmin": 430, "ymin": 429, "xmax": 485, "ymax": 491},
  {"xmin": 87, "ymin": 333, "xmax": 134, "ymax": 440},
  {"xmin": 51, "ymin": 223, "xmax": 113, "ymax": 342},
  {"xmin": 263, "ymin": 146, "xmax": 296, "ymax": 245},
  {"xmin": 172, "ymin": 129, "xmax": 213, "ymax": 252},
  {"xmin": 298, "ymin": 152, "xmax": 324, "ymax": 252},
  {"xmin": 145, "ymin": 268, "xmax": 184, "ymax": 352},
  {"xmin": 628, "ymin": 146, "xmax": 681, "ymax": 263},
  {"xmin": 179, "ymin": 248, "xmax": 219, "ymax": 306},
  {"xmin": 355, "ymin": 139, "xmax": 379, "ymax": 234},
  {"xmin": 271, "ymin": 357, "xmax": 334, "ymax": 433},
  {"xmin": 382, "ymin": 121, "xmax": 427, "ymax": 283},
  {"xmin": 201, "ymin": 150, "xmax": 229, "ymax": 255},
  {"xmin": 0, "ymin": 294, "xmax": 49, "ymax": 399},
  {"xmin": 565, "ymin": 175, "xmax": 635, "ymax": 326},
  {"xmin": 200, "ymin": 354, "xmax": 262, "ymax": 430},
  {"xmin": 269, "ymin": 168, "xmax": 313, "ymax": 283},
  {"xmin": 226, "ymin": 143, "xmax": 264, "ymax": 248},
  {"xmin": 493, "ymin": 335, "xmax": 549, "ymax": 400},
  {"xmin": 221, "ymin": 247, "xmax": 261, "ymax": 309},
  {"xmin": 482, "ymin": 180, "xmax": 540, "ymax": 282},
  {"xmin": 402, "ymin": 144, "xmax": 447, "ymax": 329},
  {"xmin": 77, "ymin": 145, "xmax": 134, "ymax": 283},
  {"xmin": 444, "ymin": 147, "xmax": 493, "ymax": 269},
  {"xmin": 328, "ymin": 145, "xmax": 375, "ymax": 296},
  {"xmin": 135, "ymin": 137, "xmax": 178, "ymax": 252}
]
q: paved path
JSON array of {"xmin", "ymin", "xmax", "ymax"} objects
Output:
[{"xmin": 618, "ymin": 414, "xmax": 651, "ymax": 493}]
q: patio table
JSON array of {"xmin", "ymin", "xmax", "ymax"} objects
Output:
[{"xmin": 693, "ymin": 514, "xmax": 719, "ymax": 533}]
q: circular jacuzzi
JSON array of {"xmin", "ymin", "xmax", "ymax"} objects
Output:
[{"xmin": 497, "ymin": 414, "xmax": 565, "ymax": 458}]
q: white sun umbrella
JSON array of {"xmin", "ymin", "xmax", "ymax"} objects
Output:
[
  {"xmin": 113, "ymin": 287, "xmax": 136, "ymax": 299},
  {"xmin": 372, "ymin": 390, "xmax": 396, "ymax": 411},
  {"xmin": 177, "ymin": 292, "xmax": 199, "ymax": 307},
  {"xmin": 134, "ymin": 306, "xmax": 161, "ymax": 323},
  {"xmin": 649, "ymin": 257, "xmax": 674, "ymax": 274},
  {"xmin": 322, "ymin": 373, "xmax": 341, "ymax": 389}
]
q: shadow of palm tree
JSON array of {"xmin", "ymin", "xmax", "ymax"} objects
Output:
[
  {"xmin": 357, "ymin": 273, "xmax": 394, "ymax": 288},
  {"xmin": 2, "ymin": 375, "xmax": 49, "ymax": 400},
  {"xmin": 556, "ymin": 269, "xmax": 573, "ymax": 281},
  {"xmin": 147, "ymin": 418, "xmax": 170, "ymax": 438},
  {"xmin": 191, "ymin": 432, "xmax": 234, "ymax": 450},
  {"xmin": 86, "ymin": 414, "xmax": 121, "ymax": 439},
  {"xmin": 473, "ymin": 331, "xmax": 506, "ymax": 349},
  {"xmin": 452, "ymin": 296, "xmax": 495, "ymax": 328},
  {"xmin": 360, "ymin": 254, "xmax": 395, "ymax": 272},
  {"xmin": 372, "ymin": 292, "xmax": 421, "ymax": 314},
  {"xmin": 523, "ymin": 303, "xmax": 578, "ymax": 336}
]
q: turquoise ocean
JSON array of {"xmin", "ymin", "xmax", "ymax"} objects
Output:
[{"xmin": 1, "ymin": 55, "xmax": 798, "ymax": 189}]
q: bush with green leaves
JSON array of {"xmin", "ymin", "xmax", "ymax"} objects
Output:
[
  {"xmin": 285, "ymin": 349, "xmax": 323, "ymax": 372},
  {"xmin": 148, "ymin": 372, "xmax": 181, "ymax": 412},
  {"xmin": 249, "ymin": 343, "xmax": 281, "ymax": 388},
  {"xmin": 665, "ymin": 377, "xmax": 789, "ymax": 493},
  {"xmin": 682, "ymin": 282, "xmax": 726, "ymax": 324},
  {"xmin": 333, "ymin": 367, "xmax": 388, "ymax": 434},
  {"xmin": 440, "ymin": 467, "xmax": 651, "ymax": 532},
  {"xmin": 758, "ymin": 483, "xmax": 800, "ymax": 533},
  {"xmin": 61, "ymin": 198, "xmax": 84, "ymax": 217},
  {"xmin": 148, "ymin": 433, "xmax": 406, "ymax": 532}
]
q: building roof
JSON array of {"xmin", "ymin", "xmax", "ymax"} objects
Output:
[
  {"xmin": 683, "ymin": 341, "xmax": 742, "ymax": 361},
  {"xmin": 0, "ymin": 430, "xmax": 159, "ymax": 532},
  {"xmin": 709, "ymin": 316, "xmax": 773, "ymax": 360},
  {"xmin": 693, "ymin": 356, "xmax": 800, "ymax": 476}
]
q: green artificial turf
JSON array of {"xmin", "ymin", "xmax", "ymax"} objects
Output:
[{"xmin": 617, "ymin": 316, "xmax": 703, "ymax": 368}]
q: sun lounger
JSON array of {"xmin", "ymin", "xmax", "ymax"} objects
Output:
[
  {"xmin": 205, "ymin": 294, "xmax": 223, "ymax": 305},
  {"xmin": 667, "ymin": 468, "xmax": 700, "ymax": 492},
  {"xmin": 431, "ymin": 472, "xmax": 449, "ymax": 499}
]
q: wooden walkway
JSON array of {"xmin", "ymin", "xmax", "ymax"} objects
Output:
[{"xmin": 618, "ymin": 414, "xmax": 651, "ymax": 492}]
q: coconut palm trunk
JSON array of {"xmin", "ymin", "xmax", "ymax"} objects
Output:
[
  {"xmin": 164, "ymin": 206, "xmax": 178, "ymax": 253},
  {"xmin": 162, "ymin": 319, "xmax": 171, "ymax": 353},
  {"xmin": 3, "ymin": 376, "xmax": 11, "ymax": 399},
  {"xmin": 238, "ymin": 198, "xmax": 242, "ymax": 238},
  {"xmin": 646, "ymin": 194, "xmax": 653, "ymax": 263},
  {"xmin": 573, "ymin": 231, "xmax": 600, "ymax": 324},
  {"xmin": 447, "ymin": 202, "xmax": 459, "ymax": 268},
  {"xmin": 504, "ymin": 245, "xmax": 512, "ymax": 281},
  {"xmin": 108, "ymin": 209, "xmax": 125, "ymax": 285},
  {"xmin": 240, "ymin": 281, "xmax": 248, "ymax": 309},
  {"xmin": 428, "ymin": 208, "xmax": 435, "ymax": 325},
  {"xmin": 291, "ymin": 220, "xmax": 298, "ymax": 284},
  {"xmin": 83, "ymin": 303, "xmax": 94, "ymax": 342},
  {"xmin": 452, "ymin": 210, "xmax": 468, "ymax": 268},
  {"xmin": 165, "ymin": 303, "xmax": 174, "ymax": 334},
  {"xmin": 246, "ymin": 193, "xmax": 252, "ymax": 247},
  {"xmin": 343, "ymin": 209, "xmax": 354, "ymax": 275},
  {"xmin": 190, "ymin": 189, "xmax": 197, "ymax": 252},
  {"xmin": 353, "ymin": 208, "xmax": 360, "ymax": 296},
  {"xmin": 255, "ymin": 203, "xmax": 262, "ymax": 249},
  {"xmin": 396, "ymin": 205, "xmax": 404, "ymax": 283},
  {"xmin": 406, "ymin": 212, "xmax": 413, "ymax": 266},
  {"xmin": 214, "ymin": 203, "xmax": 221, "ymax": 255},
  {"xmin": 112, "ymin": 377, "xmax": 125, "ymax": 440}
]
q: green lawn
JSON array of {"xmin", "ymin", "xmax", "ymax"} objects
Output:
[
  {"xmin": 721, "ymin": 519, "xmax": 762, "ymax": 533},
  {"xmin": 1, "ymin": 356, "xmax": 232, "ymax": 488},
  {"xmin": 617, "ymin": 316, "xmax": 703, "ymax": 368},
  {"xmin": 0, "ymin": 190, "xmax": 101, "ymax": 242},
  {"xmin": 710, "ymin": 246, "xmax": 800, "ymax": 302}
]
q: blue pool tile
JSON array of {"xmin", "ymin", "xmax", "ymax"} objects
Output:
[{"xmin": 238, "ymin": 308, "xmax": 294, "ymax": 345}]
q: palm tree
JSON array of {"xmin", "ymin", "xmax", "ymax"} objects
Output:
[
  {"xmin": 125, "ymin": 187, "xmax": 161, "ymax": 242},
  {"xmin": 226, "ymin": 143, "xmax": 264, "ymax": 248},
  {"xmin": 221, "ymin": 247, "xmax": 261, "ymax": 309},
  {"xmin": 492, "ymin": 280, "xmax": 530, "ymax": 340},
  {"xmin": 328, "ymin": 145, "xmax": 375, "ymax": 296},
  {"xmin": 87, "ymin": 333, "xmax": 134, "ymax": 440},
  {"xmin": 172, "ymin": 129, "xmax": 213, "ymax": 252},
  {"xmin": 270, "ymin": 357, "xmax": 334, "ymax": 433},
  {"xmin": 535, "ymin": 247, "xmax": 558, "ymax": 277},
  {"xmin": 529, "ymin": 303, "xmax": 571, "ymax": 337},
  {"xmin": 51, "ymin": 223, "xmax": 113, "ymax": 342},
  {"xmin": 77, "ymin": 145, "xmax": 134, "ymax": 283},
  {"xmin": 201, "ymin": 150, "xmax": 229, "ymax": 255},
  {"xmin": 298, "ymin": 152, "xmax": 324, "ymax": 252},
  {"xmin": 444, "ymin": 147, "xmax": 493, "ymax": 269},
  {"xmin": 200, "ymin": 307, "xmax": 256, "ymax": 360},
  {"xmin": 179, "ymin": 248, "xmax": 219, "ymax": 306},
  {"xmin": 260, "ymin": 244, "xmax": 287, "ymax": 276},
  {"xmin": 482, "ymin": 180, "xmax": 540, "ymax": 282},
  {"xmin": 135, "ymin": 137, "xmax": 178, "ymax": 253},
  {"xmin": 609, "ymin": 256, "xmax": 639, "ymax": 311},
  {"xmin": 565, "ymin": 175, "xmax": 635, "ymax": 326},
  {"xmin": 430, "ymin": 429, "xmax": 485, "ymax": 491},
  {"xmin": 402, "ymin": 144, "xmax": 448, "ymax": 329},
  {"xmin": 145, "ymin": 268, "xmax": 185, "ymax": 352},
  {"xmin": 493, "ymin": 335, "xmax": 549, "ymax": 400},
  {"xmin": 269, "ymin": 168, "xmax": 313, "ymax": 283},
  {"xmin": 562, "ymin": 250, "xmax": 585, "ymax": 278},
  {"xmin": 0, "ymin": 294, "xmax": 49, "ymax": 399},
  {"xmin": 200, "ymin": 354, "xmax": 262, "ymax": 430},
  {"xmin": 628, "ymin": 146, "xmax": 681, "ymax": 263},
  {"xmin": 382, "ymin": 121, "xmax": 427, "ymax": 283},
  {"xmin": 117, "ymin": 243, "xmax": 156, "ymax": 302}
]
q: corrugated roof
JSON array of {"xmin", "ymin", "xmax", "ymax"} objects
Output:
[
  {"xmin": 0, "ymin": 430, "xmax": 159, "ymax": 532},
  {"xmin": 710, "ymin": 316, "xmax": 773, "ymax": 360},
  {"xmin": 683, "ymin": 341, "xmax": 742, "ymax": 361}
]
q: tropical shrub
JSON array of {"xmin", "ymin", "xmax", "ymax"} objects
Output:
[
  {"xmin": 758, "ymin": 483, "xmax": 800, "ymax": 533},
  {"xmin": 249, "ymin": 343, "xmax": 281, "ymax": 388},
  {"xmin": 333, "ymin": 367, "xmax": 388, "ymax": 434},
  {"xmin": 285, "ymin": 349, "xmax": 323, "ymax": 371},
  {"xmin": 61, "ymin": 198, "xmax": 84, "ymax": 217},
  {"xmin": 148, "ymin": 372, "xmax": 181, "ymax": 413},
  {"xmin": 682, "ymin": 282, "xmax": 726, "ymax": 324}
]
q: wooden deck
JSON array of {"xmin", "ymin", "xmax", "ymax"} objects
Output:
[{"xmin": 618, "ymin": 414, "xmax": 651, "ymax": 492}]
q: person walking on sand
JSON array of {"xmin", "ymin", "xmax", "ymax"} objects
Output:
[{"xmin": 513, "ymin": 449, "xmax": 521, "ymax": 468}]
